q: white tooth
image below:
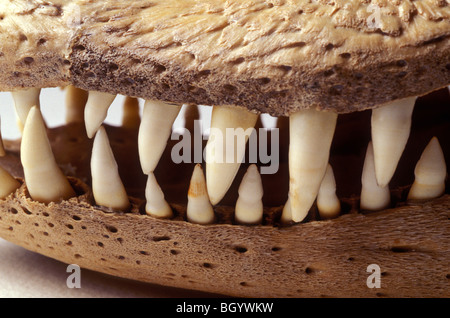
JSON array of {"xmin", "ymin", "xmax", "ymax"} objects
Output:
[
  {"xmin": 205, "ymin": 106, "xmax": 258, "ymax": 205},
  {"xmin": 21, "ymin": 106, "xmax": 75, "ymax": 204},
  {"xmin": 145, "ymin": 172, "xmax": 173, "ymax": 218},
  {"xmin": 317, "ymin": 164, "xmax": 341, "ymax": 220},
  {"xmin": 91, "ymin": 126, "xmax": 129, "ymax": 211},
  {"xmin": 84, "ymin": 91, "xmax": 116, "ymax": 138},
  {"xmin": 138, "ymin": 100, "xmax": 182, "ymax": 174},
  {"xmin": 281, "ymin": 198, "xmax": 293, "ymax": 224},
  {"xmin": 0, "ymin": 119, "xmax": 5, "ymax": 157},
  {"xmin": 0, "ymin": 166, "xmax": 20, "ymax": 199},
  {"xmin": 235, "ymin": 164, "xmax": 264, "ymax": 225},
  {"xmin": 408, "ymin": 137, "xmax": 447, "ymax": 201},
  {"xmin": 65, "ymin": 85, "xmax": 88, "ymax": 124},
  {"xmin": 286, "ymin": 108, "xmax": 337, "ymax": 222},
  {"xmin": 11, "ymin": 88, "xmax": 41, "ymax": 130},
  {"xmin": 187, "ymin": 164, "xmax": 215, "ymax": 224},
  {"xmin": 360, "ymin": 142, "xmax": 391, "ymax": 211},
  {"xmin": 122, "ymin": 96, "xmax": 141, "ymax": 129},
  {"xmin": 371, "ymin": 97, "xmax": 416, "ymax": 187}
]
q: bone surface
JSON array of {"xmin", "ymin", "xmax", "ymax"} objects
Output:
[
  {"xmin": 139, "ymin": 100, "xmax": 181, "ymax": 174},
  {"xmin": 408, "ymin": 137, "xmax": 447, "ymax": 201},
  {"xmin": 360, "ymin": 142, "xmax": 391, "ymax": 211},
  {"xmin": 187, "ymin": 164, "xmax": 215, "ymax": 225},
  {"xmin": 84, "ymin": 91, "xmax": 117, "ymax": 138},
  {"xmin": 235, "ymin": 164, "xmax": 264, "ymax": 225},
  {"xmin": 122, "ymin": 96, "xmax": 141, "ymax": 129},
  {"xmin": 91, "ymin": 126, "xmax": 129, "ymax": 211},
  {"xmin": 317, "ymin": 164, "xmax": 341, "ymax": 220},
  {"xmin": 65, "ymin": 85, "xmax": 88, "ymax": 124},
  {"xmin": 285, "ymin": 108, "xmax": 338, "ymax": 222},
  {"xmin": 205, "ymin": 106, "xmax": 258, "ymax": 205},
  {"xmin": 371, "ymin": 97, "xmax": 416, "ymax": 187},
  {"xmin": 20, "ymin": 107, "xmax": 75, "ymax": 204},
  {"xmin": 11, "ymin": 88, "xmax": 41, "ymax": 131},
  {"xmin": 145, "ymin": 172, "xmax": 173, "ymax": 219},
  {"xmin": 0, "ymin": 166, "xmax": 20, "ymax": 199}
]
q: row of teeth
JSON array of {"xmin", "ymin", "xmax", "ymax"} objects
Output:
[{"xmin": 0, "ymin": 87, "xmax": 447, "ymax": 225}]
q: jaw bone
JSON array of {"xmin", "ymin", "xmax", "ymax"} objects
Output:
[
  {"xmin": 360, "ymin": 142, "xmax": 391, "ymax": 211},
  {"xmin": 91, "ymin": 126, "xmax": 130, "ymax": 211},
  {"xmin": 235, "ymin": 164, "xmax": 264, "ymax": 225},
  {"xmin": 21, "ymin": 106, "xmax": 76, "ymax": 204},
  {"xmin": 371, "ymin": 97, "xmax": 416, "ymax": 187},
  {"xmin": 187, "ymin": 164, "xmax": 215, "ymax": 225},
  {"xmin": 317, "ymin": 164, "xmax": 341, "ymax": 220},
  {"xmin": 84, "ymin": 91, "xmax": 117, "ymax": 138},
  {"xmin": 138, "ymin": 100, "xmax": 182, "ymax": 174},
  {"xmin": 408, "ymin": 137, "xmax": 447, "ymax": 201},
  {"xmin": 205, "ymin": 106, "xmax": 258, "ymax": 206},
  {"xmin": 11, "ymin": 88, "xmax": 41, "ymax": 131},
  {"xmin": 283, "ymin": 108, "xmax": 338, "ymax": 223}
]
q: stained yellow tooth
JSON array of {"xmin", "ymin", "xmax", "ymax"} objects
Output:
[
  {"xmin": 0, "ymin": 119, "xmax": 5, "ymax": 157},
  {"xmin": 286, "ymin": 108, "xmax": 338, "ymax": 222},
  {"xmin": 122, "ymin": 96, "xmax": 141, "ymax": 129},
  {"xmin": 65, "ymin": 85, "xmax": 88, "ymax": 124},
  {"xmin": 235, "ymin": 164, "xmax": 264, "ymax": 225},
  {"xmin": 11, "ymin": 88, "xmax": 41, "ymax": 130},
  {"xmin": 84, "ymin": 91, "xmax": 116, "ymax": 138},
  {"xmin": 91, "ymin": 126, "xmax": 129, "ymax": 211},
  {"xmin": 360, "ymin": 142, "xmax": 391, "ymax": 211},
  {"xmin": 145, "ymin": 172, "xmax": 173, "ymax": 218},
  {"xmin": 0, "ymin": 166, "xmax": 20, "ymax": 199},
  {"xmin": 21, "ymin": 106, "xmax": 75, "ymax": 203},
  {"xmin": 408, "ymin": 137, "xmax": 447, "ymax": 201},
  {"xmin": 139, "ymin": 100, "xmax": 182, "ymax": 174},
  {"xmin": 205, "ymin": 106, "xmax": 258, "ymax": 205},
  {"xmin": 187, "ymin": 164, "xmax": 215, "ymax": 224},
  {"xmin": 371, "ymin": 97, "xmax": 416, "ymax": 187},
  {"xmin": 317, "ymin": 164, "xmax": 341, "ymax": 220}
]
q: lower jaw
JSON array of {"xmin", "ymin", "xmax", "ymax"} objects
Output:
[{"xmin": 0, "ymin": 89, "xmax": 448, "ymax": 298}]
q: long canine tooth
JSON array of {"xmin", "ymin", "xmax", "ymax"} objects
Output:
[
  {"xmin": 235, "ymin": 164, "xmax": 264, "ymax": 225},
  {"xmin": 21, "ymin": 107, "xmax": 75, "ymax": 203},
  {"xmin": 122, "ymin": 96, "xmax": 141, "ymax": 129},
  {"xmin": 65, "ymin": 85, "xmax": 88, "ymax": 124},
  {"xmin": 206, "ymin": 106, "xmax": 258, "ymax": 205},
  {"xmin": 187, "ymin": 164, "xmax": 215, "ymax": 224},
  {"xmin": 286, "ymin": 108, "xmax": 337, "ymax": 222},
  {"xmin": 139, "ymin": 100, "xmax": 182, "ymax": 174},
  {"xmin": 91, "ymin": 126, "xmax": 129, "ymax": 211},
  {"xmin": 360, "ymin": 142, "xmax": 391, "ymax": 211},
  {"xmin": 408, "ymin": 137, "xmax": 447, "ymax": 201},
  {"xmin": 317, "ymin": 164, "xmax": 341, "ymax": 220},
  {"xmin": 11, "ymin": 88, "xmax": 41, "ymax": 130},
  {"xmin": 145, "ymin": 172, "xmax": 173, "ymax": 218},
  {"xmin": 371, "ymin": 97, "xmax": 416, "ymax": 187},
  {"xmin": 84, "ymin": 91, "xmax": 116, "ymax": 138},
  {"xmin": 0, "ymin": 166, "xmax": 20, "ymax": 199}
]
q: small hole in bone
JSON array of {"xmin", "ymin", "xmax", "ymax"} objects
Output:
[
  {"xmin": 340, "ymin": 52, "xmax": 351, "ymax": 59},
  {"xmin": 231, "ymin": 57, "xmax": 245, "ymax": 64},
  {"xmin": 37, "ymin": 38, "xmax": 47, "ymax": 46},
  {"xmin": 106, "ymin": 225, "xmax": 118, "ymax": 233},
  {"xmin": 325, "ymin": 43, "xmax": 334, "ymax": 50},
  {"xmin": 203, "ymin": 262, "xmax": 213, "ymax": 269},
  {"xmin": 23, "ymin": 208, "xmax": 32, "ymax": 215},
  {"xmin": 235, "ymin": 246, "xmax": 248, "ymax": 253},
  {"xmin": 23, "ymin": 57, "xmax": 34, "ymax": 65},
  {"xmin": 10, "ymin": 208, "xmax": 18, "ymax": 214},
  {"xmin": 170, "ymin": 249, "xmax": 180, "ymax": 255},
  {"xmin": 66, "ymin": 224, "xmax": 74, "ymax": 230},
  {"xmin": 154, "ymin": 63, "xmax": 166, "ymax": 74},
  {"xmin": 258, "ymin": 77, "xmax": 271, "ymax": 85},
  {"xmin": 72, "ymin": 215, "xmax": 81, "ymax": 221},
  {"xmin": 74, "ymin": 254, "xmax": 82, "ymax": 259},
  {"xmin": 396, "ymin": 60, "xmax": 407, "ymax": 67},
  {"xmin": 153, "ymin": 236, "xmax": 170, "ymax": 242}
]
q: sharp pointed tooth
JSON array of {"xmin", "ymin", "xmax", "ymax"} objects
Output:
[
  {"xmin": 286, "ymin": 108, "xmax": 337, "ymax": 222},
  {"xmin": 138, "ymin": 100, "xmax": 182, "ymax": 174},
  {"xmin": 91, "ymin": 126, "xmax": 129, "ymax": 211},
  {"xmin": 184, "ymin": 104, "xmax": 200, "ymax": 133},
  {"xmin": 122, "ymin": 96, "xmax": 141, "ymax": 129},
  {"xmin": 317, "ymin": 164, "xmax": 341, "ymax": 220},
  {"xmin": 21, "ymin": 106, "xmax": 75, "ymax": 203},
  {"xmin": 235, "ymin": 164, "xmax": 264, "ymax": 225},
  {"xmin": 408, "ymin": 137, "xmax": 447, "ymax": 201},
  {"xmin": 205, "ymin": 106, "xmax": 258, "ymax": 205},
  {"xmin": 281, "ymin": 198, "xmax": 293, "ymax": 224},
  {"xmin": 65, "ymin": 85, "xmax": 88, "ymax": 124},
  {"xmin": 360, "ymin": 142, "xmax": 391, "ymax": 211},
  {"xmin": 145, "ymin": 172, "xmax": 173, "ymax": 218},
  {"xmin": 84, "ymin": 91, "xmax": 116, "ymax": 138},
  {"xmin": 11, "ymin": 88, "xmax": 41, "ymax": 130},
  {"xmin": 0, "ymin": 166, "xmax": 20, "ymax": 199},
  {"xmin": 187, "ymin": 164, "xmax": 215, "ymax": 224},
  {"xmin": 371, "ymin": 97, "xmax": 416, "ymax": 187}
]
